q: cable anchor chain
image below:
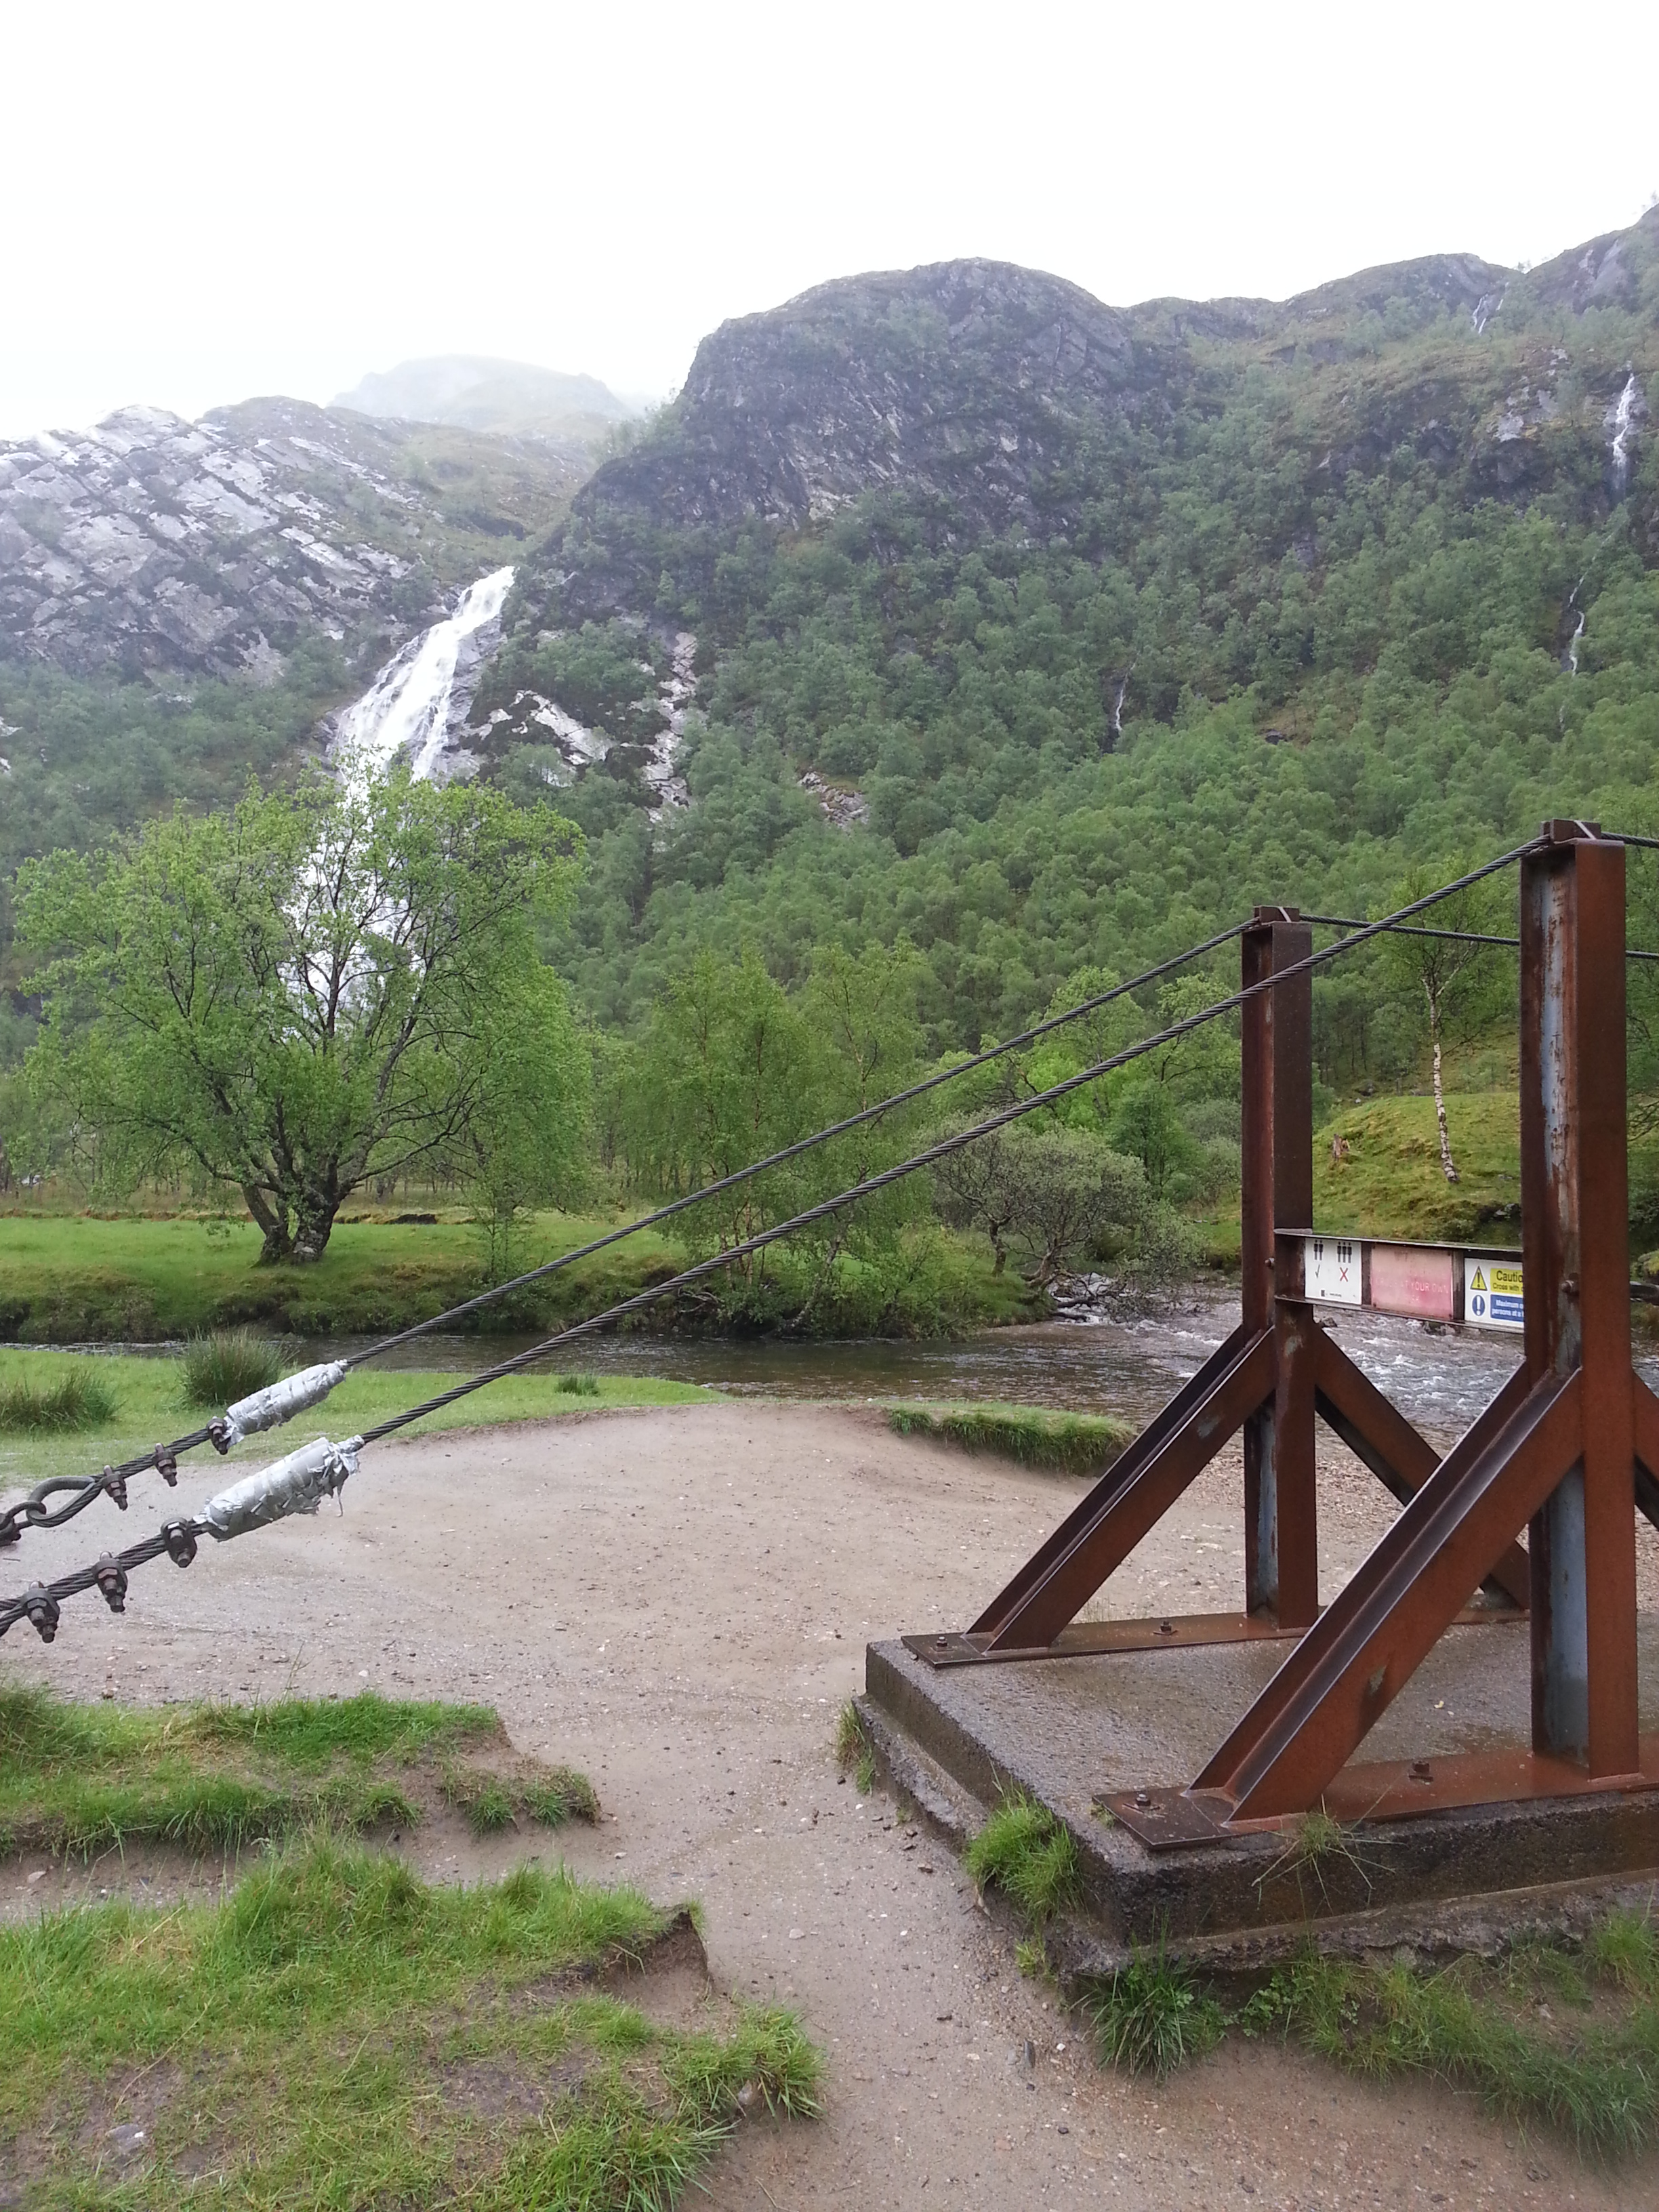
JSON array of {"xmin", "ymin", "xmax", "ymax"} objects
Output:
[
  {"xmin": 201, "ymin": 1434, "xmax": 362, "ymax": 1540},
  {"xmin": 210, "ymin": 1363, "xmax": 348, "ymax": 1453}
]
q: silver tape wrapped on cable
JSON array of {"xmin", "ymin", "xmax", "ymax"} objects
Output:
[
  {"xmin": 220, "ymin": 1361, "xmax": 348, "ymax": 1447},
  {"xmin": 202, "ymin": 1435, "xmax": 363, "ymax": 1541}
]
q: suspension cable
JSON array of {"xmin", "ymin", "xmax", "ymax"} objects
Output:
[
  {"xmin": 0, "ymin": 836, "xmax": 1546, "ymax": 1626},
  {"xmin": 344, "ymin": 918, "xmax": 1252, "ymax": 1368},
  {"xmin": 1, "ymin": 920, "xmax": 1250, "ymax": 1549},
  {"xmin": 1303, "ymin": 914, "xmax": 1659, "ymax": 962}
]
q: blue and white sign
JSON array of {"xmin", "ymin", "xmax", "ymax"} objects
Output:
[{"xmin": 1465, "ymin": 1255, "xmax": 1524, "ymax": 1332}]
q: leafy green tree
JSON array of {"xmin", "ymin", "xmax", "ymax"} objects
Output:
[
  {"xmin": 453, "ymin": 964, "xmax": 592, "ymax": 1281},
  {"xmin": 17, "ymin": 775, "xmax": 583, "ymax": 1263},
  {"xmin": 623, "ymin": 942, "xmax": 930, "ymax": 1320},
  {"xmin": 1377, "ymin": 867, "xmax": 1509, "ymax": 1184},
  {"xmin": 935, "ymin": 1122, "xmax": 1145, "ymax": 1284}
]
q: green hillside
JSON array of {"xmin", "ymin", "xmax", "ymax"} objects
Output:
[{"xmin": 481, "ymin": 222, "xmax": 1658, "ymax": 1075}]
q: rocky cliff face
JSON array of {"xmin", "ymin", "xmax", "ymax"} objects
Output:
[
  {"xmin": 0, "ymin": 399, "xmax": 582, "ymax": 684},
  {"xmin": 542, "ymin": 260, "xmax": 1173, "ymax": 623}
]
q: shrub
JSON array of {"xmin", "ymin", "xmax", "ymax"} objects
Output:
[
  {"xmin": 180, "ymin": 1328, "xmax": 283, "ymax": 1408},
  {"xmin": 0, "ymin": 1365, "xmax": 117, "ymax": 1433}
]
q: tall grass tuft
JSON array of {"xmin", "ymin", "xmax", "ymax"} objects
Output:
[
  {"xmin": 964, "ymin": 1790, "xmax": 1081, "ymax": 1924},
  {"xmin": 0, "ymin": 1364, "xmax": 117, "ymax": 1433},
  {"xmin": 1088, "ymin": 1942, "xmax": 1224, "ymax": 2078},
  {"xmin": 179, "ymin": 1326, "xmax": 283, "ymax": 1408}
]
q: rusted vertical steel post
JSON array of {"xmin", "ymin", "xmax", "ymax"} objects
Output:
[
  {"xmin": 1521, "ymin": 824, "xmax": 1639, "ymax": 1776},
  {"xmin": 1241, "ymin": 909, "xmax": 1316, "ymax": 1622}
]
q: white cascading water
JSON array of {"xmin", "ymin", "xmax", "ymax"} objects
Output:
[
  {"xmin": 332, "ymin": 566, "xmax": 514, "ymax": 786},
  {"xmin": 1611, "ymin": 373, "xmax": 1639, "ymax": 496}
]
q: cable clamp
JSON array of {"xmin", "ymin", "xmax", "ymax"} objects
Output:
[
  {"xmin": 95, "ymin": 1555, "xmax": 128, "ymax": 1612},
  {"xmin": 155, "ymin": 1446, "xmax": 178, "ymax": 1487},
  {"xmin": 104, "ymin": 1465, "xmax": 128, "ymax": 1511},
  {"xmin": 164, "ymin": 1522, "xmax": 199, "ymax": 1568}
]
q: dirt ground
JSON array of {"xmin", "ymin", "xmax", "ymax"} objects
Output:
[{"xmin": 9, "ymin": 1397, "xmax": 1659, "ymax": 2210}]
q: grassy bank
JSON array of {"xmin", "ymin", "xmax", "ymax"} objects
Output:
[
  {"xmin": 0, "ymin": 1684, "xmax": 596, "ymax": 1859},
  {"xmin": 0, "ymin": 1207, "xmax": 1042, "ymax": 1344},
  {"xmin": 0, "ymin": 1830, "xmax": 818, "ymax": 2205},
  {"xmin": 1313, "ymin": 1089, "xmax": 1659, "ymax": 1247},
  {"xmin": 0, "ymin": 1208, "xmax": 682, "ymax": 1344},
  {"xmin": 0, "ymin": 1347, "xmax": 711, "ymax": 1496},
  {"xmin": 884, "ymin": 1399, "xmax": 1131, "ymax": 1475}
]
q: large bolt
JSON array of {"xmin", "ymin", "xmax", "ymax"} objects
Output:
[{"xmin": 24, "ymin": 1586, "xmax": 60, "ymax": 1642}]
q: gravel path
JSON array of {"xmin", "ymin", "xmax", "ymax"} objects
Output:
[{"xmin": 9, "ymin": 1397, "xmax": 1656, "ymax": 2209}]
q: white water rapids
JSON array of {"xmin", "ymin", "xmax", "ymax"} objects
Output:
[{"xmin": 332, "ymin": 565, "xmax": 514, "ymax": 786}]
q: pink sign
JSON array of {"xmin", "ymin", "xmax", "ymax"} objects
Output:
[{"xmin": 1369, "ymin": 1244, "xmax": 1454, "ymax": 1321}]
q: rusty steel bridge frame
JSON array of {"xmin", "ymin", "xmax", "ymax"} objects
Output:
[{"xmin": 904, "ymin": 821, "xmax": 1659, "ymax": 1845}]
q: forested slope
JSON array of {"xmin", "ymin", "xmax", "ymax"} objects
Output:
[{"xmin": 480, "ymin": 217, "xmax": 1658, "ymax": 1080}]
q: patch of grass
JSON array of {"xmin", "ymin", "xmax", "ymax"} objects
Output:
[
  {"xmin": 0, "ymin": 1832, "xmax": 820, "ymax": 2206},
  {"xmin": 554, "ymin": 1370, "xmax": 601, "ymax": 1395},
  {"xmin": 964, "ymin": 1791, "xmax": 1080, "ymax": 1925},
  {"xmin": 0, "ymin": 1347, "xmax": 713, "ymax": 1503},
  {"xmin": 0, "ymin": 1205, "xmax": 1041, "ymax": 1345},
  {"xmin": 0, "ymin": 1363, "xmax": 117, "ymax": 1433},
  {"xmin": 1312, "ymin": 1090, "xmax": 1527, "ymax": 1244},
  {"xmin": 1242, "ymin": 1931, "xmax": 1659, "ymax": 2158},
  {"xmin": 833, "ymin": 1702, "xmax": 876, "ymax": 1795},
  {"xmin": 1087, "ymin": 1942, "xmax": 1225, "ymax": 2079},
  {"xmin": 1586, "ymin": 1907, "xmax": 1659, "ymax": 1997},
  {"xmin": 884, "ymin": 1400, "xmax": 1131, "ymax": 1475},
  {"xmin": 441, "ymin": 1761, "xmax": 600, "ymax": 1838},
  {"xmin": 0, "ymin": 1685, "xmax": 586, "ymax": 1859},
  {"xmin": 179, "ymin": 1325, "xmax": 283, "ymax": 1408}
]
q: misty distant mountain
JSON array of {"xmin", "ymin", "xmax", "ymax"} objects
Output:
[{"xmin": 333, "ymin": 357, "xmax": 636, "ymax": 445}]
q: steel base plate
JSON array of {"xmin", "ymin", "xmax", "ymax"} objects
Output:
[
  {"xmin": 901, "ymin": 1601, "xmax": 1518, "ymax": 1669},
  {"xmin": 1105, "ymin": 1733, "xmax": 1659, "ymax": 1849}
]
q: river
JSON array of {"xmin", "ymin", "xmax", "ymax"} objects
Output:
[{"xmin": 266, "ymin": 1294, "xmax": 1553, "ymax": 1436}]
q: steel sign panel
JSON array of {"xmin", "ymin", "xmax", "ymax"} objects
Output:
[
  {"xmin": 1304, "ymin": 1237, "xmax": 1361, "ymax": 1305},
  {"xmin": 1465, "ymin": 1256, "xmax": 1523, "ymax": 1331},
  {"xmin": 1370, "ymin": 1243, "xmax": 1455, "ymax": 1322}
]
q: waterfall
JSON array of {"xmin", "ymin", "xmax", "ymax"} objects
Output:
[
  {"xmin": 1611, "ymin": 373, "xmax": 1639, "ymax": 496},
  {"xmin": 1562, "ymin": 573, "xmax": 1588, "ymax": 676},
  {"xmin": 331, "ymin": 566, "xmax": 514, "ymax": 787}
]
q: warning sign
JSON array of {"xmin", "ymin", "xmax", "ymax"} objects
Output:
[
  {"xmin": 1304, "ymin": 1236, "xmax": 1361, "ymax": 1306},
  {"xmin": 1465, "ymin": 1256, "xmax": 1524, "ymax": 1332}
]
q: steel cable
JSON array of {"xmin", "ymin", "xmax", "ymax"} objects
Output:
[
  {"xmin": 1302, "ymin": 914, "xmax": 1659, "ymax": 961},
  {"xmin": 0, "ymin": 921, "xmax": 1250, "ymax": 1548},
  {"xmin": 0, "ymin": 831, "xmax": 1546, "ymax": 1633}
]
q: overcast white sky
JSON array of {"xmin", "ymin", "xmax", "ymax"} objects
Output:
[{"xmin": 3, "ymin": 0, "xmax": 1655, "ymax": 440}]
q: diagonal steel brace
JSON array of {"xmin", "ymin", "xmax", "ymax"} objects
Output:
[
  {"xmin": 970, "ymin": 1323, "xmax": 1275, "ymax": 1653},
  {"xmin": 1313, "ymin": 1329, "xmax": 1532, "ymax": 1610},
  {"xmin": 1195, "ymin": 1368, "xmax": 1582, "ymax": 1822}
]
